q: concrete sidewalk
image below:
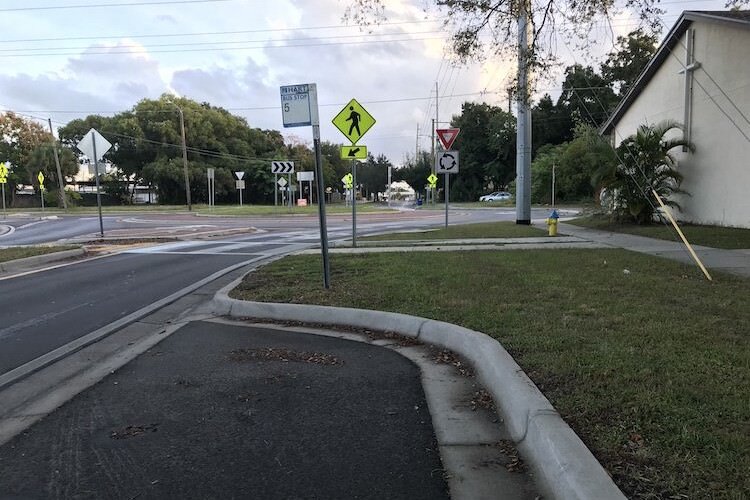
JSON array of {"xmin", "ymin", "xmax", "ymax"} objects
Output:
[{"xmin": 556, "ymin": 222, "xmax": 750, "ymax": 278}]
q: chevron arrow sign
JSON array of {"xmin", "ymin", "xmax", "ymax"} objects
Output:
[{"xmin": 271, "ymin": 161, "xmax": 295, "ymax": 174}]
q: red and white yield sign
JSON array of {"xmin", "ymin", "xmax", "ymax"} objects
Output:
[{"xmin": 436, "ymin": 128, "xmax": 460, "ymax": 150}]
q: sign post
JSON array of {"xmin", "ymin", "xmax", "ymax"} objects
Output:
[
  {"xmin": 436, "ymin": 151, "xmax": 459, "ymax": 229},
  {"xmin": 38, "ymin": 171, "xmax": 45, "ymax": 214},
  {"xmin": 235, "ymin": 171, "xmax": 245, "ymax": 206},
  {"xmin": 0, "ymin": 162, "xmax": 8, "ymax": 218},
  {"xmin": 436, "ymin": 128, "xmax": 460, "ymax": 229},
  {"xmin": 332, "ymin": 98, "xmax": 375, "ymax": 247},
  {"xmin": 280, "ymin": 83, "xmax": 330, "ymax": 288},
  {"xmin": 76, "ymin": 128, "xmax": 112, "ymax": 237},
  {"xmin": 207, "ymin": 168, "xmax": 215, "ymax": 208}
]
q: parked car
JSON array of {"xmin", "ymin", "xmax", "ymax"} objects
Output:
[{"xmin": 479, "ymin": 191, "xmax": 512, "ymax": 202}]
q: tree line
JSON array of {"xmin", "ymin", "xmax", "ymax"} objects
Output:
[{"xmin": 0, "ymin": 95, "xmax": 393, "ymax": 207}]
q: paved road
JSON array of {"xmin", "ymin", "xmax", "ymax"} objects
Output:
[
  {"xmin": 0, "ymin": 206, "xmax": 563, "ymax": 383},
  {"xmin": 0, "ymin": 248, "xmax": 281, "ymax": 376},
  {"xmin": 0, "ymin": 322, "xmax": 449, "ymax": 500}
]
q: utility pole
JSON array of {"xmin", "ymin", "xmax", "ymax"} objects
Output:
[
  {"xmin": 48, "ymin": 118, "xmax": 67, "ymax": 209},
  {"xmin": 516, "ymin": 0, "xmax": 532, "ymax": 225},
  {"xmin": 415, "ymin": 123, "xmax": 419, "ymax": 162},
  {"xmin": 177, "ymin": 106, "xmax": 191, "ymax": 211}
]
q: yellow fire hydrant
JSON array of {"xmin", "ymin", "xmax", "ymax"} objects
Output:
[{"xmin": 547, "ymin": 209, "xmax": 559, "ymax": 237}]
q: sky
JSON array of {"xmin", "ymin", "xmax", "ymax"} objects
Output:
[{"xmin": 0, "ymin": 0, "xmax": 735, "ymax": 167}]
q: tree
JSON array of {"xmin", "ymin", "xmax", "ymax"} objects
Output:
[
  {"xmin": 448, "ymin": 102, "xmax": 516, "ymax": 200},
  {"xmin": 27, "ymin": 144, "xmax": 79, "ymax": 206},
  {"xmin": 601, "ymin": 29, "xmax": 659, "ymax": 95},
  {"xmin": 598, "ymin": 120, "xmax": 693, "ymax": 224},
  {"xmin": 0, "ymin": 112, "xmax": 55, "ymax": 207},
  {"xmin": 344, "ymin": 1, "xmax": 674, "ymax": 75},
  {"xmin": 557, "ymin": 64, "xmax": 618, "ymax": 128},
  {"xmin": 59, "ymin": 95, "xmax": 291, "ymax": 205}
]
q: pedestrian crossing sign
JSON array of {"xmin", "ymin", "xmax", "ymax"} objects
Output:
[{"xmin": 332, "ymin": 98, "xmax": 375, "ymax": 144}]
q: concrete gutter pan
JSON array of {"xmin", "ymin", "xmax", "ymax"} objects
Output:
[{"xmin": 212, "ymin": 279, "xmax": 627, "ymax": 500}]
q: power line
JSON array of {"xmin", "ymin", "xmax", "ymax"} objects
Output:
[
  {"xmin": 0, "ymin": 35, "xmax": 450, "ymax": 58},
  {"xmin": 0, "ymin": 19, "xmax": 444, "ymax": 44},
  {"xmin": 0, "ymin": 0, "xmax": 230, "ymax": 13},
  {"xmin": 0, "ymin": 30, "xmax": 446, "ymax": 54}
]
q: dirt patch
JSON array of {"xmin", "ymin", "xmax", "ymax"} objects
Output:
[
  {"xmin": 228, "ymin": 347, "xmax": 343, "ymax": 366},
  {"xmin": 110, "ymin": 423, "xmax": 159, "ymax": 440}
]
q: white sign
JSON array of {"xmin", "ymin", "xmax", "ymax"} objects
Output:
[
  {"xmin": 436, "ymin": 151, "xmax": 459, "ymax": 174},
  {"xmin": 280, "ymin": 83, "xmax": 319, "ymax": 128},
  {"xmin": 235, "ymin": 171, "xmax": 245, "ymax": 180},
  {"xmin": 271, "ymin": 161, "xmax": 294, "ymax": 174},
  {"xmin": 77, "ymin": 128, "xmax": 112, "ymax": 161},
  {"xmin": 277, "ymin": 177, "xmax": 288, "ymax": 188},
  {"xmin": 236, "ymin": 180, "xmax": 245, "ymax": 189},
  {"xmin": 296, "ymin": 171, "xmax": 314, "ymax": 182}
]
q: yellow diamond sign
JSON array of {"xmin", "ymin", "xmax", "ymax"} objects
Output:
[
  {"xmin": 0, "ymin": 162, "xmax": 7, "ymax": 184},
  {"xmin": 37, "ymin": 171, "xmax": 45, "ymax": 186},
  {"xmin": 427, "ymin": 173, "xmax": 438, "ymax": 186},
  {"xmin": 332, "ymin": 98, "xmax": 375, "ymax": 144}
]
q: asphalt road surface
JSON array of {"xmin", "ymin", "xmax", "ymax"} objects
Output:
[{"xmin": 0, "ymin": 322, "xmax": 450, "ymax": 500}]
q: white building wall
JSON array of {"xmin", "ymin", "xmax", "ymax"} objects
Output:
[{"xmin": 612, "ymin": 21, "xmax": 750, "ymax": 228}]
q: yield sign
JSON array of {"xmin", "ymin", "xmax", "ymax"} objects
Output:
[
  {"xmin": 436, "ymin": 128, "xmax": 460, "ymax": 150},
  {"xmin": 235, "ymin": 171, "xmax": 245, "ymax": 180}
]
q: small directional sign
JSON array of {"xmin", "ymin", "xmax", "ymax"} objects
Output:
[
  {"xmin": 278, "ymin": 177, "xmax": 288, "ymax": 188},
  {"xmin": 271, "ymin": 161, "xmax": 295, "ymax": 174},
  {"xmin": 436, "ymin": 128, "xmax": 460, "ymax": 150},
  {"xmin": 341, "ymin": 173, "xmax": 353, "ymax": 188},
  {"xmin": 332, "ymin": 98, "xmax": 375, "ymax": 144},
  {"xmin": 427, "ymin": 173, "xmax": 438, "ymax": 187},
  {"xmin": 436, "ymin": 151, "xmax": 459, "ymax": 174},
  {"xmin": 235, "ymin": 171, "xmax": 245, "ymax": 180},
  {"xmin": 340, "ymin": 145, "xmax": 367, "ymax": 160}
]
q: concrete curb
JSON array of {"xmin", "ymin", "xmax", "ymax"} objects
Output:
[
  {"xmin": 0, "ymin": 248, "xmax": 85, "ymax": 273},
  {"xmin": 210, "ymin": 286, "xmax": 625, "ymax": 500}
]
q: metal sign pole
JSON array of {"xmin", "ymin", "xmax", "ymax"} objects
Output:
[
  {"xmin": 275, "ymin": 174, "xmax": 278, "ymax": 206},
  {"xmin": 288, "ymin": 173, "xmax": 293, "ymax": 209},
  {"xmin": 1, "ymin": 184, "xmax": 5, "ymax": 218},
  {"xmin": 445, "ymin": 173, "xmax": 449, "ymax": 229},
  {"xmin": 313, "ymin": 125, "xmax": 330, "ymax": 288},
  {"xmin": 92, "ymin": 135, "xmax": 104, "ymax": 237},
  {"xmin": 352, "ymin": 160, "xmax": 357, "ymax": 248},
  {"xmin": 40, "ymin": 187, "xmax": 44, "ymax": 214}
]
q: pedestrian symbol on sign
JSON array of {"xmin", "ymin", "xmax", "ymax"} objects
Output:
[{"xmin": 346, "ymin": 106, "xmax": 361, "ymax": 137}]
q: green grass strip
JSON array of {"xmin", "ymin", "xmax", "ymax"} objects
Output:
[
  {"xmin": 570, "ymin": 215, "xmax": 750, "ymax": 249},
  {"xmin": 231, "ymin": 249, "xmax": 750, "ymax": 498},
  {"xmin": 0, "ymin": 245, "xmax": 79, "ymax": 263}
]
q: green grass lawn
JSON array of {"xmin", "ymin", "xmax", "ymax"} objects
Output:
[
  {"xmin": 0, "ymin": 245, "xmax": 79, "ymax": 263},
  {"xmin": 570, "ymin": 215, "xmax": 750, "ymax": 249},
  {"xmin": 231, "ymin": 249, "xmax": 750, "ymax": 499},
  {"xmin": 362, "ymin": 221, "xmax": 545, "ymax": 241}
]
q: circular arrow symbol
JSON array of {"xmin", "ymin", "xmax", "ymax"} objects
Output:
[{"xmin": 439, "ymin": 153, "xmax": 456, "ymax": 170}]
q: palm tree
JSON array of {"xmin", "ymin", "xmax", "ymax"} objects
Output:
[{"xmin": 603, "ymin": 120, "xmax": 695, "ymax": 224}]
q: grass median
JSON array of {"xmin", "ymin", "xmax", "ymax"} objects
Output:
[
  {"xmin": 570, "ymin": 215, "xmax": 750, "ymax": 249},
  {"xmin": 231, "ymin": 248, "xmax": 749, "ymax": 499},
  {"xmin": 362, "ymin": 221, "xmax": 545, "ymax": 240},
  {"xmin": 0, "ymin": 245, "xmax": 79, "ymax": 263}
]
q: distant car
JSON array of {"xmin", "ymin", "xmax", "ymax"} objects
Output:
[{"xmin": 479, "ymin": 191, "xmax": 512, "ymax": 202}]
